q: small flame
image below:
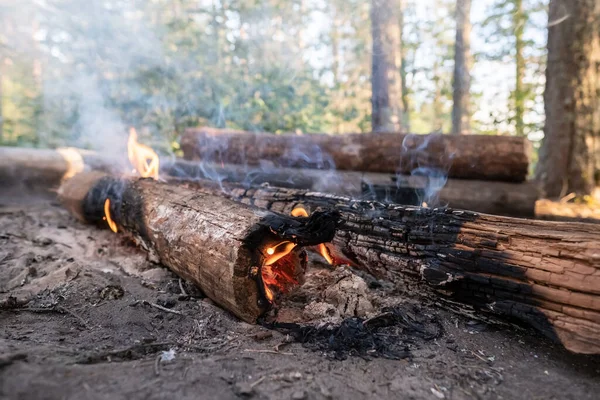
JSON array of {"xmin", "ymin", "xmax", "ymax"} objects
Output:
[
  {"xmin": 264, "ymin": 241, "xmax": 296, "ymax": 266},
  {"xmin": 262, "ymin": 241, "xmax": 299, "ymax": 302},
  {"xmin": 291, "ymin": 206, "xmax": 333, "ymax": 265},
  {"xmin": 103, "ymin": 198, "xmax": 118, "ymax": 233},
  {"xmin": 128, "ymin": 127, "xmax": 159, "ymax": 180}
]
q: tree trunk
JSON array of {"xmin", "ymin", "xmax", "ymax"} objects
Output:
[
  {"xmin": 371, "ymin": 0, "xmax": 403, "ymax": 132},
  {"xmin": 399, "ymin": 0, "xmax": 410, "ymax": 131},
  {"xmin": 513, "ymin": 0, "xmax": 526, "ymax": 137},
  {"xmin": 58, "ymin": 173, "xmax": 338, "ymax": 323},
  {"xmin": 536, "ymin": 0, "xmax": 600, "ymax": 198},
  {"xmin": 451, "ymin": 0, "xmax": 471, "ymax": 135},
  {"xmin": 201, "ymin": 183, "xmax": 600, "ymax": 354},
  {"xmin": 181, "ymin": 128, "xmax": 532, "ymax": 182}
]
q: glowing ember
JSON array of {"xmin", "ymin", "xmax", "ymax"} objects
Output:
[
  {"xmin": 291, "ymin": 206, "xmax": 333, "ymax": 265},
  {"xmin": 103, "ymin": 198, "xmax": 118, "ymax": 233},
  {"xmin": 128, "ymin": 127, "xmax": 159, "ymax": 180}
]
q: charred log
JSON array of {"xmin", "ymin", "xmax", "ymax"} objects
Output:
[
  {"xmin": 181, "ymin": 127, "xmax": 531, "ymax": 182},
  {"xmin": 57, "ymin": 172, "xmax": 338, "ymax": 323},
  {"xmin": 186, "ymin": 182, "xmax": 600, "ymax": 354}
]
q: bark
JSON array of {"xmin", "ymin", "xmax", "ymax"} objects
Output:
[
  {"xmin": 57, "ymin": 173, "xmax": 338, "ymax": 323},
  {"xmin": 371, "ymin": 0, "xmax": 403, "ymax": 132},
  {"xmin": 451, "ymin": 0, "xmax": 471, "ymax": 135},
  {"xmin": 181, "ymin": 127, "xmax": 532, "ymax": 182},
  {"xmin": 513, "ymin": 0, "xmax": 526, "ymax": 137},
  {"xmin": 199, "ymin": 183, "xmax": 600, "ymax": 354},
  {"xmin": 536, "ymin": 0, "xmax": 600, "ymax": 198}
]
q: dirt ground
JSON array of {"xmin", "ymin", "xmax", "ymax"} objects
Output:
[{"xmin": 1, "ymin": 188, "xmax": 599, "ymax": 400}]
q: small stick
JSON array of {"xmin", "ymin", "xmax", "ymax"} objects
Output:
[
  {"xmin": 154, "ymin": 354, "xmax": 161, "ymax": 376},
  {"xmin": 250, "ymin": 376, "xmax": 266, "ymax": 388},
  {"xmin": 143, "ymin": 300, "xmax": 185, "ymax": 316},
  {"xmin": 243, "ymin": 349, "xmax": 293, "ymax": 356},
  {"xmin": 178, "ymin": 279, "xmax": 188, "ymax": 297}
]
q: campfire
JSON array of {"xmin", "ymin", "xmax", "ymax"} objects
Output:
[{"xmin": 2, "ymin": 128, "xmax": 599, "ymax": 356}]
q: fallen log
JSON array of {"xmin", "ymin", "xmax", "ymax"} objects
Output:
[
  {"xmin": 57, "ymin": 172, "xmax": 338, "ymax": 323},
  {"xmin": 0, "ymin": 146, "xmax": 120, "ymax": 188},
  {"xmin": 181, "ymin": 127, "xmax": 532, "ymax": 182},
  {"xmin": 184, "ymin": 182, "xmax": 600, "ymax": 354},
  {"xmin": 2, "ymin": 147, "xmax": 539, "ymax": 217},
  {"xmin": 166, "ymin": 159, "xmax": 539, "ymax": 217}
]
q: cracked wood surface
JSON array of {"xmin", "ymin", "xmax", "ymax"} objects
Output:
[{"xmin": 208, "ymin": 184, "xmax": 600, "ymax": 354}]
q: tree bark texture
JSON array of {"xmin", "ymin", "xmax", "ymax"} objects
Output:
[
  {"xmin": 58, "ymin": 173, "xmax": 338, "ymax": 323},
  {"xmin": 536, "ymin": 0, "xmax": 600, "ymax": 198},
  {"xmin": 452, "ymin": 0, "xmax": 472, "ymax": 135},
  {"xmin": 371, "ymin": 0, "xmax": 403, "ymax": 132},
  {"xmin": 181, "ymin": 128, "xmax": 532, "ymax": 182},
  {"xmin": 194, "ymin": 183, "xmax": 600, "ymax": 354}
]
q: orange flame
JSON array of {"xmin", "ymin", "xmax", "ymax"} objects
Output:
[
  {"xmin": 291, "ymin": 206, "xmax": 333, "ymax": 265},
  {"xmin": 262, "ymin": 241, "xmax": 299, "ymax": 302},
  {"xmin": 128, "ymin": 127, "xmax": 159, "ymax": 180},
  {"xmin": 103, "ymin": 198, "xmax": 118, "ymax": 233}
]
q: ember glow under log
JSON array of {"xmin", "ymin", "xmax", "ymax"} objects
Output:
[
  {"xmin": 181, "ymin": 127, "xmax": 532, "ymax": 182},
  {"xmin": 184, "ymin": 182, "xmax": 600, "ymax": 355},
  {"xmin": 58, "ymin": 172, "xmax": 338, "ymax": 323}
]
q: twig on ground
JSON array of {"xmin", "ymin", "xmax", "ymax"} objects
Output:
[
  {"xmin": 178, "ymin": 279, "xmax": 188, "ymax": 297},
  {"xmin": 250, "ymin": 376, "xmax": 266, "ymax": 388},
  {"xmin": 142, "ymin": 300, "xmax": 185, "ymax": 316},
  {"xmin": 3, "ymin": 304, "xmax": 90, "ymax": 329},
  {"xmin": 154, "ymin": 354, "xmax": 162, "ymax": 376},
  {"xmin": 243, "ymin": 349, "xmax": 293, "ymax": 356}
]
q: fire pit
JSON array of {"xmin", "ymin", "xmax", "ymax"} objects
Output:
[{"xmin": 1, "ymin": 130, "xmax": 600, "ymax": 399}]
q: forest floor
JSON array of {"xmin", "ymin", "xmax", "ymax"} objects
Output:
[{"xmin": 1, "ymin": 189, "xmax": 599, "ymax": 400}]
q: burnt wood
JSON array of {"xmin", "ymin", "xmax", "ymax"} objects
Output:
[
  {"xmin": 188, "ymin": 181, "xmax": 600, "ymax": 355},
  {"xmin": 181, "ymin": 127, "xmax": 532, "ymax": 182},
  {"xmin": 58, "ymin": 172, "xmax": 338, "ymax": 323}
]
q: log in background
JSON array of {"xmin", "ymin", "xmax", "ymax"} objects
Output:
[
  {"xmin": 0, "ymin": 147, "xmax": 537, "ymax": 218},
  {"xmin": 181, "ymin": 127, "xmax": 532, "ymax": 182}
]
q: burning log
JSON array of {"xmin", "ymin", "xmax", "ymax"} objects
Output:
[
  {"xmin": 57, "ymin": 172, "xmax": 338, "ymax": 323},
  {"xmin": 181, "ymin": 127, "xmax": 532, "ymax": 182},
  {"xmin": 185, "ymin": 182, "xmax": 600, "ymax": 354}
]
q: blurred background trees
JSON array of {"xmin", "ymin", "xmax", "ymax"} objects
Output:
[{"xmin": 1, "ymin": 0, "xmax": 598, "ymax": 197}]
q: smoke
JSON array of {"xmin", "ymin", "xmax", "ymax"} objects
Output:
[{"xmin": 399, "ymin": 133, "xmax": 452, "ymax": 207}]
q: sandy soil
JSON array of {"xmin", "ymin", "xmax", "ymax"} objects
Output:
[{"xmin": 1, "ymin": 189, "xmax": 599, "ymax": 400}]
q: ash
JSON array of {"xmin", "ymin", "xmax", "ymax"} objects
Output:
[{"xmin": 277, "ymin": 304, "xmax": 443, "ymax": 360}]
